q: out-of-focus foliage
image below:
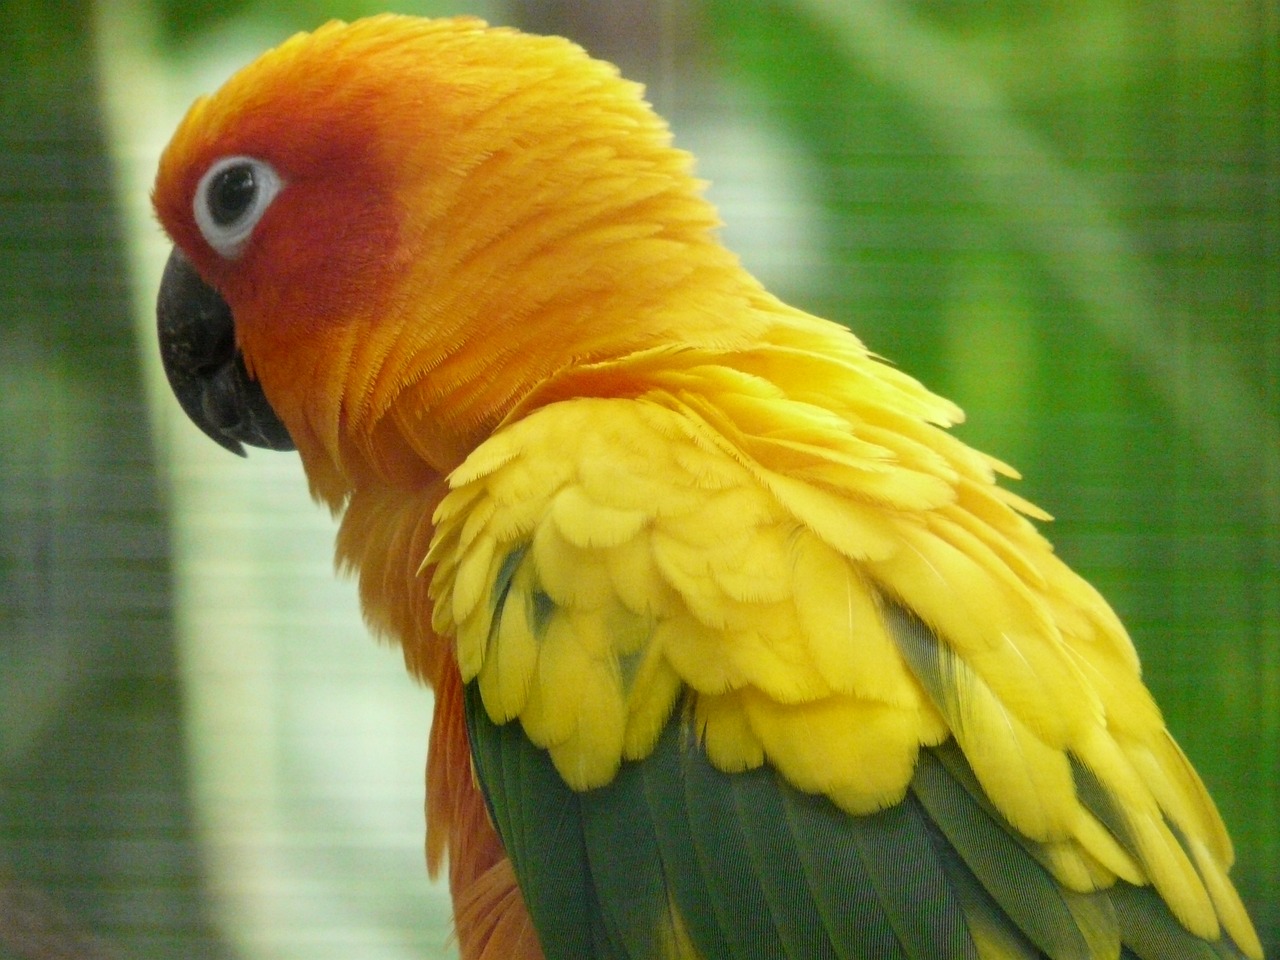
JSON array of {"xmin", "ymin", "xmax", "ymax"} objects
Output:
[
  {"xmin": 0, "ymin": 0, "xmax": 230, "ymax": 956},
  {"xmin": 151, "ymin": 0, "xmax": 505, "ymax": 46},
  {"xmin": 1, "ymin": 0, "xmax": 1274, "ymax": 957}
]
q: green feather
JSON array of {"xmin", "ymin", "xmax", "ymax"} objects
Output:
[
  {"xmin": 728, "ymin": 767, "xmax": 839, "ymax": 958},
  {"xmin": 1112, "ymin": 884, "xmax": 1239, "ymax": 960},
  {"xmin": 639, "ymin": 721, "xmax": 738, "ymax": 959},
  {"xmin": 1073, "ymin": 760, "xmax": 1250, "ymax": 960},
  {"xmin": 465, "ymin": 681, "xmax": 608, "ymax": 959},
  {"xmin": 928, "ymin": 826, "xmax": 1045, "ymax": 960},
  {"xmin": 580, "ymin": 754, "xmax": 677, "ymax": 959},
  {"xmin": 841, "ymin": 790, "xmax": 978, "ymax": 959},
  {"xmin": 473, "ymin": 682, "xmax": 1033, "ymax": 959},
  {"xmin": 675, "ymin": 724, "xmax": 793, "ymax": 958},
  {"xmin": 778, "ymin": 783, "xmax": 914, "ymax": 959},
  {"xmin": 489, "ymin": 544, "xmax": 527, "ymax": 618},
  {"xmin": 912, "ymin": 744, "xmax": 1102, "ymax": 960},
  {"xmin": 885, "ymin": 599, "xmax": 1252, "ymax": 960}
]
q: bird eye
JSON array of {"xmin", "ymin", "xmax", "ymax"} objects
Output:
[{"xmin": 193, "ymin": 155, "xmax": 283, "ymax": 259}]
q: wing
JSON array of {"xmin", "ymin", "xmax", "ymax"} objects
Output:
[{"xmin": 425, "ymin": 343, "xmax": 1262, "ymax": 960}]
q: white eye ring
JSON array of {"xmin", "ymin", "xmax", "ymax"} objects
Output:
[{"xmin": 193, "ymin": 155, "xmax": 284, "ymax": 259}]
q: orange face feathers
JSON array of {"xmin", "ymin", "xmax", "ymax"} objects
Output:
[{"xmin": 154, "ymin": 19, "xmax": 415, "ymax": 306}]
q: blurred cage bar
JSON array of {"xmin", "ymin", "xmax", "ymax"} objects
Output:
[{"xmin": 1, "ymin": 1, "xmax": 1276, "ymax": 958}]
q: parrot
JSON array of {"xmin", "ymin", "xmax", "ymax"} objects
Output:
[{"xmin": 150, "ymin": 14, "xmax": 1265, "ymax": 960}]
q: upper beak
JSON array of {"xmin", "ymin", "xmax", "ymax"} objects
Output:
[{"xmin": 156, "ymin": 246, "xmax": 294, "ymax": 456}]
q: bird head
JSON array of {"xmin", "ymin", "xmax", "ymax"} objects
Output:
[{"xmin": 153, "ymin": 15, "xmax": 746, "ymax": 505}]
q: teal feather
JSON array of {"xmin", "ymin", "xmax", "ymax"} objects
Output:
[
  {"xmin": 1112, "ymin": 885, "xmax": 1243, "ymax": 960},
  {"xmin": 839, "ymin": 789, "xmax": 979, "ymax": 959},
  {"xmin": 638, "ymin": 725, "xmax": 739, "ymax": 959},
  {"xmin": 777, "ymin": 782, "xmax": 914, "ymax": 959},
  {"xmin": 464, "ymin": 681, "xmax": 608, "ymax": 959},
  {"xmin": 728, "ymin": 767, "xmax": 839, "ymax": 958},
  {"xmin": 676, "ymin": 723, "xmax": 793, "ymax": 957},
  {"xmin": 912, "ymin": 744, "xmax": 1101, "ymax": 960},
  {"xmin": 580, "ymin": 755, "xmax": 676, "ymax": 959}
]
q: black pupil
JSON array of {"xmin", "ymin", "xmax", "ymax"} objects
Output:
[{"xmin": 208, "ymin": 164, "xmax": 257, "ymax": 227}]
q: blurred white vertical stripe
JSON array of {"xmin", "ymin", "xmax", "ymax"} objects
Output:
[{"xmin": 95, "ymin": 4, "xmax": 453, "ymax": 957}]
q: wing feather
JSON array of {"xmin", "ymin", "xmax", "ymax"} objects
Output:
[
  {"xmin": 913, "ymin": 745, "xmax": 1112, "ymax": 960},
  {"xmin": 728, "ymin": 766, "xmax": 841, "ymax": 959},
  {"xmin": 427, "ymin": 332, "xmax": 1261, "ymax": 958}
]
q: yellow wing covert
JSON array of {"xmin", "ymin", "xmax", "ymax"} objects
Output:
[{"xmin": 426, "ymin": 336, "xmax": 1261, "ymax": 960}]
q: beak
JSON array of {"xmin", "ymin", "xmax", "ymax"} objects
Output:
[{"xmin": 156, "ymin": 246, "xmax": 294, "ymax": 456}]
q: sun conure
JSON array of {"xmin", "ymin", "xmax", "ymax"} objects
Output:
[{"xmin": 151, "ymin": 14, "xmax": 1265, "ymax": 960}]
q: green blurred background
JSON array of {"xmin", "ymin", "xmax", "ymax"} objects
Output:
[{"xmin": 1, "ymin": 0, "xmax": 1275, "ymax": 957}]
